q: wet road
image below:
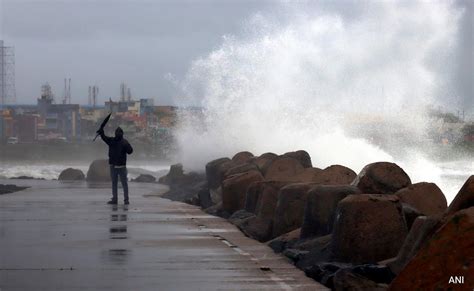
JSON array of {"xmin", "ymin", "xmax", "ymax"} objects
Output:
[{"xmin": 0, "ymin": 179, "xmax": 326, "ymax": 290}]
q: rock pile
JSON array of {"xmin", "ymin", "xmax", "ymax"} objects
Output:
[
  {"xmin": 158, "ymin": 150, "xmax": 473, "ymax": 290},
  {"xmin": 159, "ymin": 163, "xmax": 207, "ymax": 204}
]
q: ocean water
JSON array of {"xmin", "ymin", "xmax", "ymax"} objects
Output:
[
  {"xmin": 0, "ymin": 159, "xmax": 471, "ymax": 204},
  {"xmin": 0, "ymin": 162, "xmax": 170, "ymax": 181},
  {"xmin": 432, "ymin": 159, "xmax": 473, "ymax": 203}
]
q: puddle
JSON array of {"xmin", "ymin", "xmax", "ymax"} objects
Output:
[{"xmin": 102, "ymin": 249, "xmax": 131, "ymax": 265}]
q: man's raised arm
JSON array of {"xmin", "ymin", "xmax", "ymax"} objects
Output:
[{"xmin": 97, "ymin": 128, "xmax": 112, "ymax": 145}]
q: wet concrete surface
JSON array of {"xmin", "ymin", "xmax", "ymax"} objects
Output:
[{"xmin": 0, "ymin": 179, "xmax": 327, "ymax": 290}]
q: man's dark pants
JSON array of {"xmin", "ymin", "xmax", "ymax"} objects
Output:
[{"xmin": 110, "ymin": 165, "xmax": 129, "ymax": 202}]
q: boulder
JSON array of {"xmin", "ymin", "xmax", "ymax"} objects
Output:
[
  {"xmin": 264, "ymin": 157, "xmax": 304, "ymax": 181},
  {"xmin": 266, "ymin": 166, "xmax": 354, "ymax": 184},
  {"xmin": 158, "ymin": 164, "xmax": 186, "ymax": 185},
  {"xmin": 205, "ymin": 157, "xmax": 233, "ymax": 189},
  {"xmin": 282, "ymin": 248, "xmax": 309, "ymax": 263},
  {"xmin": 254, "ymin": 181, "xmax": 290, "ymax": 220},
  {"xmin": 86, "ymin": 159, "xmax": 110, "ymax": 182},
  {"xmin": 331, "ymin": 194, "xmax": 408, "ymax": 264},
  {"xmin": 244, "ymin": 181, "xmax": 263, "ymax": 213},
  {"xmin": 272, "ymin": 183, "xmax": 317, "ymax": 237},
  {"xmin": 388, "ymin": 216, "xmax": 441, "ymax": 274},
  {"xmin": 58, "ymin": 168, "xmax": 85, "ymax": 181},
  {"xmin": 294, "ymin": 234, "xmax": 332, "ymax": 252},
  {"xmin": 204, "ymin": 202, "xmax": 230, "ymax": 219},
  {"xmin": 209, "ymin": 187, "xmax": 223, "ymax": 205},
  {"xmin": 304, "ymin": 262, "xmax": 353, "ymax": 289},
  {"xmin": 283, "ymin": 150, "xmax": 312, "ymax": 168},
  {"xmin": 132, "ymin": 174, "xmax": 156, "ymax": 183},
  {"xmin": 245, "ymin": 181, "xmax": 288, "ymax": 218},
  {"xmin": 447, "ymin": 175, "xmax": 474, "ymax": 215},
  {"xmin": 184, "ymin": 195, "xmax": 200, "ymax": 206},
  {"xmin": 268, "ymin": 228, "xmax": 301, "ymax": 253},
  {"xmin": 197, "ymin": 187, "xmax": 213, "ymax": 209},
  {"xmin": 333, "ymin": 269, "xmax": 388, "ymax": 291},
  {"xmin": 389, "ymin": 207, "xmax": 474, "ymax": 290},
  {"xmin": 228, "ymin": 209, "xmax": 255, "ymax": 225},
  {"xmin": 395, "ymin": 182, "xmax": 447, "ymax": 216},
  {"xmin": 290, "ymin": 167, "xmax": 323, "ymax": 183},
  {"xmin": 300, "ymin": 185, "xmax": 361, "ymax": 239},
  {"xmin": 237, "ymin": 181, "xmax": 289, "ymax": 242},
  {"xmin": 292, "ymin": 236, "xmax": 335, "ymax": 269},
  {"xmin": 348, "ymin": 264, "xmax": 395, "ymax": 285},
  {"xmin": 231, "ymin": 151, "xmax": 254, "ymax": 165},
  {"xmin": 161, "ymin": 175, "xmax": 207, "ymax": 202},
  {"xmin": 401, "ymin": 203, "xmax": 423, "ymax": 230},
  {"xmin": 237, "ymin": 216, "xmax": 274, "ymax": 242},
  {"xmin": 221, "ymin": 170, "xmax": 263, "ymax": 214},
  {"xmin": 315, "ymin": 165, "xmax": 357, "ymax": 185},
  {"xmin": 296, "ymin": 235, "xmax": 334, "ymax": 269},
  {"xmin": 351, "ymin": 162, "xmax": 411, "ymax": 194},
  {"xmin": 224, "ymin": 163, "xmax": 259, "ymax": 178},
  {"xmin": 307, "ymin": 263, "xmax": 394, "ymax": 289},
  {"xmin": 252, "ymin": 152, "xmax": 278, "ymax": 174}
]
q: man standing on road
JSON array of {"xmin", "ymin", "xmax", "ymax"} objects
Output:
[{"xmin": 97, "ymin": 127, "xmax": 133, "ymax": 205}]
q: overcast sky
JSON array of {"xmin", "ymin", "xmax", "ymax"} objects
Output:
[
  {"xmin": 0, "ymin": 0, "xmax": 472, "ymax": 109},
  {"xmin": 0, "ymin": 0, "xmax": 273, "ymax": 105}
]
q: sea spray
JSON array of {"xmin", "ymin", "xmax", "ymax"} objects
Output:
[{"xmin": 174, "ymin": 1, "xmax": 463, "ymax": 201}]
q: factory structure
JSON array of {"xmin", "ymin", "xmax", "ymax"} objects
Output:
[
  {"xmin": 0, "ymin": 79, "xmax": 178, "ymax": 146},
  {"xmin": 0, "ymin": 40, "xmax": 178, "ymax": 146}
]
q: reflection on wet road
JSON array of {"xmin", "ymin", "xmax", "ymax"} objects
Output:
[{"xmin": 108, "ymin": 206, "xmax": 129, "ymax": 264}]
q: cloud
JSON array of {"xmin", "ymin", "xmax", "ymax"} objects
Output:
[{"xmin": 1, "ymin": 0, "xmax": 271, "ymax": 104}]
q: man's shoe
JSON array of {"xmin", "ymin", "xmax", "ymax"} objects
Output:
[
  {"xmin": 107, "ymin": 200, "xmax": 118, "ymax": 205},
  {"xmin": 124, "ymin": 200, "xmax": 130, "ymax": 205}
]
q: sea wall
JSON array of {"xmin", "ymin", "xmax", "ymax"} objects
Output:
[{"xmin": 159, "ymin": 150, "xmax": 474, "ymax": 290}]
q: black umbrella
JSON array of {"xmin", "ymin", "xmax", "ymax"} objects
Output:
[{"xmin": 93, "ymin": 113, "xmax": 111, "ymax": 141}]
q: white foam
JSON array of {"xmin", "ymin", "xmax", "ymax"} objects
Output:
[{"xmin": 174, "ymin": 1, "xmax": 466, "ymax": 203}]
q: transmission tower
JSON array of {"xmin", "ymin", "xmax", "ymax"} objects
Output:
[
  {"xmin": 88, "ymin": 86, "xmax": 92, "ymax": 106},
  {"xmin": 0, "ymin": 40, "xmax": 16, "ymax": 107},
  {"xmin": 120, "ymin": 82, "xmax": 125, "ymax": 101},
  {"xmin": 62, "ymin": 78, "xmax": 71, "ymax": 104},
  {"xmin": 88, "ymin": 85, "xmax": 99, "ymax": 107},
  {"xmin": 93, "ymin": 85, "xmax": 99, "ymax": 107}
]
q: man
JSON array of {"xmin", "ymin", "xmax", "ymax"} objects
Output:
[{"xmin": 97, "ymin": 127, "xmax": 133, "ymax": 205}]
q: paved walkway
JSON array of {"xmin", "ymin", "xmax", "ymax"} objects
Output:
[{"xmin": 0, "ymin": 179, "xmax": 326, "ymax": 290}]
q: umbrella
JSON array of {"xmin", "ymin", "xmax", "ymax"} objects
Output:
[{"xmin": 93, "ymin": 113, "xmax": 111, "ymax": 141}]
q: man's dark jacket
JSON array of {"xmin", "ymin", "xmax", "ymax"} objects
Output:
[{"xmin": 100, "ymin": 132, "xmax": 133, "ymax": 166}]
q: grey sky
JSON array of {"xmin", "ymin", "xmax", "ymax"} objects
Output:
[
  {"xmin": 0, "ymin": 0, "xmax": 472, "ymax": 109},
  {"xmin": 1, "ymin": 0, "xmax": 273, "ymax": 105}
]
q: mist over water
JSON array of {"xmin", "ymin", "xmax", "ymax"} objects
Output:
[{"xmin": 174, "ymin": 1, "xmax": 471, "ymax": 202}]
